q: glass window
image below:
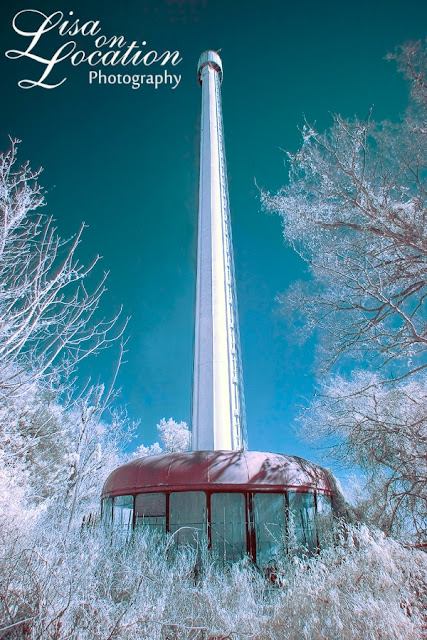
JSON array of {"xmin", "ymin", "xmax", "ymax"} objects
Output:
[
  {"xmin": 169, "ymin": 491, "xmax": 206, "ymax": 547},
  {"xmin": 135, "ymin": 492, "xmax": 166, "ymax": 533},
  {"xmin": 211, "ymin": 492, "xmax": 246, "ymax": 563},
  {"xmin": 254, "ymin": 493, "xmax": 286, "ymax": 567},
  {"xmin": 113, "ymin": 495, "xmax": 133, "ymax": 532},
  {"xmin": 101, "ymin": 497, "xmax": 113, "ymax": 527},
  {"xmin": 288, "ymin": 491, "xmax": 316, "ymax": 553},
  {"xmin": 316, "ymin": 493, "xmax": 333, "ymax": 547}
]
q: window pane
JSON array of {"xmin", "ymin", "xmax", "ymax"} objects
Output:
[
  {"xmin": 288, "ymin": 491, "xmax": 316, "ymax": 552},
  {"xmin": 169, "ymin": 491, "xmax": 206, "ymax": 547},
  {"xmin": 254, "ymin": 493, "xmax": 286, "ymax": 567},
  {"xmin": 102, "ymin": 497, "xmax": 113, "ymax": 527},
  {"xmin": 316, "ymin": 494, "xmax": 333, "ymax": 547},
  {"xmin": 113, "ymin": 495, "xmax": 133, "ymax": 533},
  {"xmin": 211, "ymin": 493, "xmax": 246, "ymax": 563},
  {"xmin": 135, "ymin": 492, "xmax": 166, "ymax": 533}
]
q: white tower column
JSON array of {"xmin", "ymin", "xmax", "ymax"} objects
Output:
[{"xmin": 192, "ymin": 51, "xmax": 247, "ymax": 451}]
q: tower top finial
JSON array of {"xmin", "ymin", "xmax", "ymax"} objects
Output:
[{"xmin": 197, "ymin": 50, "xmax": 223, "ymax": 85}]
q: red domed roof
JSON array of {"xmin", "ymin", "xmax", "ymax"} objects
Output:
[{"xmin": 102, "ymin": 450, "xmax": 333, "ymax": 498}]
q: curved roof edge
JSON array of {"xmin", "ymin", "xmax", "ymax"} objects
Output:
[{"xmin": 102, "ymin": 450, "xmax": 334, "ymax": 498}]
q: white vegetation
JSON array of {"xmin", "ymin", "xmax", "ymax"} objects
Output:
[
  {"xmin": 132, "ymin": 440, "xmax": 163, "ymax": 458},
  {"xmin": 262, "ymin": 40, "xmax": 427, "ymax": 544},
  {"xmin": 157, "ymin": 417, "xmax": 191, "ymax": 453},
  {"xmin": 0, "ymin": 44, "xmax": 426, "ymax": 639},
  {"xmin": 0, "ymin": 139, "xmax": 135, "ymax": 623},
  {"xmin": 0, "ymin": 521, "xmax": 425, "ymax": 639},
  {"xmin": 133, "ymin": 417, "xmax": 191, "ymax": 457},
  {"xmin": 0, "ymin": 140, "xmax": 125, "ymax": 398}
]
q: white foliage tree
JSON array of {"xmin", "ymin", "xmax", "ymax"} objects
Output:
[
  {"xmin": 63, "ymin": 383, "xmax": 135, "ymax": 529},
  {"xmin": 301, "ymin": 373, "xmax": 426, "ymax": 540},
  {"xmin": 0, "ymin": 379, "xmax": 135, "ymax": 544},
  {"xmin": 132, "ymin": 417, "xmax": 191, "ymax": 457},
  {"xmin": 157, "ymin": 417, "xmax": 191, "ymax": 453},
  {"xmin": 132, "ymin": 440, "xmax": 163, "ymax": 458},
  {"xmin": 0, "ymin": 140, "xmax": 135, "ymax": 537},
  {"xmin": 0, "ymin": 139, "xmax": 125, "ymax": 398},
  {"xmin": 262, "ymin": 41, "xmax": 427, "ymax": 543}
]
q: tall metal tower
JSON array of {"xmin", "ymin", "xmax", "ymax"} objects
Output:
[{"xmin": 192, "ymin": 51, "xmax": 247, "ymax": 451}]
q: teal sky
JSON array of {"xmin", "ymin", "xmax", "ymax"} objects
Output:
[{"xmin": 0, "ymin": 0, "xmax": 425, "ymax": 479}]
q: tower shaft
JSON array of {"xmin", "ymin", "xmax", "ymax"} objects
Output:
[{"xmin": 192, "ymin": 51, "xmax": 247, "ymax": 451}]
